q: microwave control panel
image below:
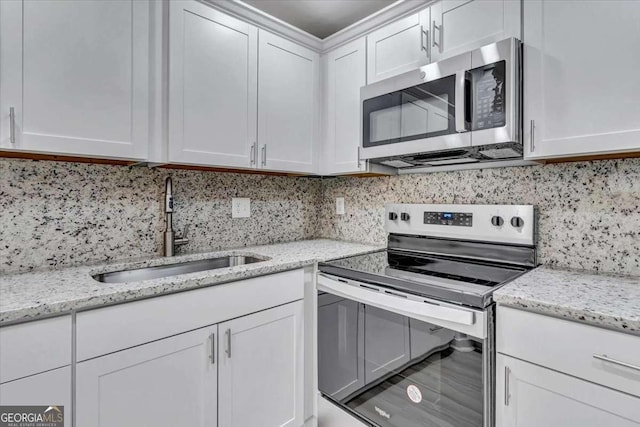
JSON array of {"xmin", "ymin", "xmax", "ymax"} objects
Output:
[
  {"xmin": 471, "ymin": 60, "xmax": 506, "ymax": 131},
  {"xmin": 423, "ymin": 211, "xmax": 473, "ymax": 227}
]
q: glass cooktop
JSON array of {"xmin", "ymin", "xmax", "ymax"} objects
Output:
[{"xmin": 319, "ymin": 250, "xmax": 528, "ymax": 308}]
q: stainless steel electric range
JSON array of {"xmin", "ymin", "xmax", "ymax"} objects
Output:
[{"xmin": 317, "ymin": 204, "xmax": 536, "ymax": 427}]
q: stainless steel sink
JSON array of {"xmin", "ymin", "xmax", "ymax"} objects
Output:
[{"xmin": 93, "ymin": 255, "xmax": 266, "ymax": 283}]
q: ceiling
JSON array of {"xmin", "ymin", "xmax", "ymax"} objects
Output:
[{"xmin": 243, "ymin": 0, "xmax": 397, "ymax": 39}]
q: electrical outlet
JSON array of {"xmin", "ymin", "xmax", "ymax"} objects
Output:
[
  {"xmin": 232, "ymin": 198, "xmax": 250, "ymax": 218},
  {"xmin": 336, "ymin": 197, "xmax": 345, "ymax": 215}
]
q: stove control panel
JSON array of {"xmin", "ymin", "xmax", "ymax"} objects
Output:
[
  {"xmin": 385, "ymin": 203, "xmax": 535, "ymax": 246},
  {"xmin": 424, "ymin": 211, "xmax": 472, "ymax": 227}
]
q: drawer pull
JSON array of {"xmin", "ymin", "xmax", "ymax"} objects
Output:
[{"xmin": 593, "ymin": 354, "xmax": 640, "ymax": 372}]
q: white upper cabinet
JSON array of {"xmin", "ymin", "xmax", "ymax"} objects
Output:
[
  {"xmin": 0, "ymin": 0, "xmax": 150, "ymax": 160},
  {"xmin": 366, "ymin": 9, "xmax": 431, "ymax": 84},
  {"xmin": 524, "ymin": 0, "xmax": 640, "ymax": 160},
  {"xmin": 430, "ymin": 0, "xmax": 521, "ymax": 62},
  {"xmin": 258, "ymin": 30, "xmax": 319, "ymax": 173},
  {"xmin": 169, "ymin": 1, "xmax": 258, "ymax": 168},
  {"xmin": 323, "ymin": 38, "xmax": 367, "ymax": 175}
]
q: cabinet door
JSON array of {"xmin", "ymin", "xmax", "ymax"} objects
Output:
[
  {"xmin": 76, "ymin": 326, "xmax": 217, "ymax": 427},
  {"xmin": 524, "ymin": 0, "xmax": 640, "ymax": 160},
  {"xmin": 496, "ymin": 354, "xmax": 640, "ymax": 427},
  {"xmin": 317, "ymin": 293, "xmax": 365, "ymax": 400},
  {"xmin": 363, "ymin": 305, "xmax": 411, "ymax": 384},
  {"xmin": 323, "ymin": 38, "xmax": 367, "ymax": 175},
  {"xmin": 0, "ymin": 0, "xmax": 149, "ymax": 159},
  {"xmin": 169, "ymin": 1, "xmax": 258, "ymax": 168},
  {"xmin": 218, "ymin": 301, "xmax": 304, "ymax": 427},
  {"xmin": 258, "ymin": 30, "xmax": 318, "ymax": 173},
  {"xmin": 430, "ymin": 0, "xmax": 521, "ymax": 62},
  {"xmin": 0, "ymin": 367, "xmax": 71, "ymax": 427},
  {"xmin": 366, "ymin": 9, "xmax": 431, "ymax": 84}
]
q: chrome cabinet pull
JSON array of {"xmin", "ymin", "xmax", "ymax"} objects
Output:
[
  {"xmin": 357, "ymin": 146, "xmax": 362, "ymax": 169},
  {"xmin": 593, "ymin": 354, "xmax": 640, "ymax": 372},
  {"xmin": 530, "ymin": 119, "xmax": 535, "ymax": 153},
  {"xmin": 504, "ymin": 366, "xmax": 511, "ymax": 406},
  {"xmin": 261, "ymin": 144, "xmax": 266, "ymax": 167},
  {"xmin": 225, "ymin": 328, "xmax": 231, "ymax": 358},
  {"xmin": 432, "ymin": 21, "xmax": 442, "ymax": 52},
  {"xmin": 420, "ymin": 25, "xmax": 429, "ymax": 60},
  {"xmin": 209, "ymin": 333, "xmax": 215, "ymax": 365},
  {"xmin": 9, "ymin": 107, "xmax": 16, "ymax": 144},
  {"xmin": 250, "ymin": 142, "xmax": 256, "ymax": 165}
]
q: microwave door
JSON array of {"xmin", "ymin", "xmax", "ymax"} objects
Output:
[
  {"xmin": 469, "ymin": 38, "xmax": 520, "ymax": 147},
  {"xmin": 361, "ymin": 52, "xmax": 472, "ymax": 161}
]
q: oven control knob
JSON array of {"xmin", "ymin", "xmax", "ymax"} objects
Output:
[
  {"xmin": 510, "ymin": 216, "xmax": 525, "ymax": 228},
  {"xmin": 400, "ymin": 212, "xmax": 410, "ymax": 221},
  {"xmin": 388, "ymin": 212, "xmax": 398, "ymax": 221},
  {"xmin": 491, "ymin": 216, "xmax": 504, "ymax": 227}
]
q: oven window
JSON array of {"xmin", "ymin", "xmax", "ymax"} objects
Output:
[
  {"xmin": 318, "ymin": 298, "xmax": 484, "ymax": 427},
  {"xmin": 363, "ymin": 75, "xmax": 457, "ymax": 147}
]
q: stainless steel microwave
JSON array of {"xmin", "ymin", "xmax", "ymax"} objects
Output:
[{"xmin": 360, "ymin": 38, "xmax": 521, "ymax": 169}]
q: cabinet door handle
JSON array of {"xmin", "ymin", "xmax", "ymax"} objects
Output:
[
  {"xmin": 593, "ymin": 354, "xmax": 640, "ymax": 372},
  {"xmin": 250, "ymin": 142, "xmax": 256, "ymax": 165},
  {"xmin": 530, "ymin": 119, "xmax": 535, "ymax": 153},
  {"xmin": 432, "ymin": 21, "xmax": 442, "ymax": 52},
  {"xmin": 209, "ymin": 333, "xmax": 215, "ymax": 365},
  {"xmin": 357, "ymin": 146, "xmax": 362, "ymax": 169},
  {"xmin": 225, "ymin": 328, "xmax": 232, "ymax": 358},
  {"xmin": 9, "ymin": 107, "xmax": 16, "ymax": 144},
  {"xmin": 420, "ymin": 25, "xmax": 429, "ymax": 60},
  {"xmin": 261, "ymin": 144, "xmax": 267, "ymax": 167},
  {"xmin": 504, "ymin": 366, "xmax": 511, "ymax": 406}
]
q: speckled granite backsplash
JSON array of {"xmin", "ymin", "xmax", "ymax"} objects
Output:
[
  {"xmin": 319, "ymin": 159, "xmax": 640, "ymax": 276},
  {"xmin": 1, "ymin": 159, "xmax": 320, "ymax": 274}
]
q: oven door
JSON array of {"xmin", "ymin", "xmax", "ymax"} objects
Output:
[
  {"xmin": 317, "ymin": 273, "xmax": 493, "ymax": 427},
  {"xmin": 360, "ymin": 51, "xmax": 472, "ymax": 161}
]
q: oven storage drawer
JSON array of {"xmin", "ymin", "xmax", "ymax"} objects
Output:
[{"xmin": 497, "ymin": 306, "xmax": 640, "ymax": 397}]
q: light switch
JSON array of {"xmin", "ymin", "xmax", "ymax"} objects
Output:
[
  {"xmin": 232, "ymin": 198, "xmax": 250, "ymax": 218},
  {"xmin": 336, "ymin": 197, "xmax": 345, "ymax": 215}
]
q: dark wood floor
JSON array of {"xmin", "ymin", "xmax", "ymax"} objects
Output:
[{"xmin": 347, "ymin": 347, "xmax": 483, "ymax": 427}]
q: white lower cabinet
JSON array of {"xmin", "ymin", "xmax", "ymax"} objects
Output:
[
  {"xmin": 76, "ymin": 326, "xmax": 218, "ymax": 427},
  {"xmin": 497, "ymin": 306, "xmax": 640, "ymax": 426},
  {"xmin": 0, "ymin": 367, "xmax": 72, "ymax": 427},
  {"xmin": 218, "ymin": 301, "xmax": 304, "ymax": 427},
  {"xmin": 497, "ymin": 354, "xmax": 640, "ymax": 426}
]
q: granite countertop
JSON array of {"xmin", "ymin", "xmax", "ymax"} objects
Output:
[
  {"xmin": 0, "ymin": 239, "xmax": 384, "ymax": 324},
  {"xmin": 494, "ymin": 266, "xmax": 640, "ymax": 335}
]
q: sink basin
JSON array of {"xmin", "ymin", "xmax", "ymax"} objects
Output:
[{"xmin": 93, "ymin": 255, "xmax": 266, "ymax": 283}]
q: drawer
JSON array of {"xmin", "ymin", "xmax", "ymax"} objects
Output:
[
  {"xmin": 497, "ymin": 305, "xmax": 640, "ymax": 397},
  {"xmin": 77, "ymin": 269, "xmax": 304, "ymax": 361},
  {"xmin": 0, "ymin": 316, "xmax": 72, "ymax": 383}
]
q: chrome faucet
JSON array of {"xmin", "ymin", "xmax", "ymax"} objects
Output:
[{"xmin": 164, "ymin": 177, "xmax": 189, "ymax": 256}]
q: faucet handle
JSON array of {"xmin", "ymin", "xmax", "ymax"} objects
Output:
[
  {"xmin": 180, "ymin": 224, "xmax": 190, "ymax": 239},
  {"xmin": 175, "ymin": 224, "xmax": 190, "ymax": 246}
]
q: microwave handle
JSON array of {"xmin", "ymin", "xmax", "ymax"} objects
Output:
[
  {"xmin": 317, "ymin": 273, "xmax": 475, "ymax": 326},
  {"xmin": 455, "ymin": 70, "xmax": 469, "ymax": 133}
]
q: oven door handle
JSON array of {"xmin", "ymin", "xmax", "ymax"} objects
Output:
[{"xmin": 317, "ymin": 274, "xmax": 475, "ymax": 326}]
